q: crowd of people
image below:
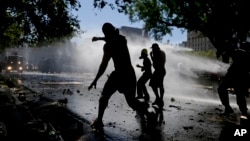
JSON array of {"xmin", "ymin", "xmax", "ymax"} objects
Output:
[{"xmin": 88, "ymin": 22, "xmax": 250, "ymax": 132}]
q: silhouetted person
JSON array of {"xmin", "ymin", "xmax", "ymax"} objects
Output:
[
  {"xmin": 217, "ymin": 42, "xmax": 250, "ymax": 118},
  {"xmin": 88, "ymin": 23, "xmax": 149, "ymax": 130},
  {"xmin": 149, "ymin": 43, "xmax": 166, "ymax": 108},
  {"xmin": 136, "ymin": 48, "xmax": 152, "ymax": 102}
]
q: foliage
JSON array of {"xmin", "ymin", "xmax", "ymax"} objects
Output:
[
  {"xmin": 93, "ymin": 0, "xmax": 250, "ymax": 62},
  {"xmin": 0, "ymin": 0, "xmax": 81, "ymax": 49}
]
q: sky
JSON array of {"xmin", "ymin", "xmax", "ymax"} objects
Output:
[{"xmin": 76, "ymin": 1, "xmax": 187, "ymax": 45}]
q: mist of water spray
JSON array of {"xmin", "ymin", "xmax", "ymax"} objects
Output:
[
  {"xmin": 76, "ymin": 31, "xmax": 229, "ymax": 101},
  {"xmin": 22, "ymin": 27, "xmax": 230, "ymax": 103},
  {"xmin": 124, "ymin": 37, "xmax": 229, "ymax": 102}
]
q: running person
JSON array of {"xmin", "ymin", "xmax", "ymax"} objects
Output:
[{"xmin": 88, "ymin": 23, "xmax": 149, "ymax": 130}]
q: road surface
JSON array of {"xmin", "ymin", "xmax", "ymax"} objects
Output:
[{"xmin": 2, "ymin": 72, "xmax": 250, "ymax": 141}]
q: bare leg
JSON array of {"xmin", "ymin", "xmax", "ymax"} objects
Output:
[
  {"xmin": 159, "ymin": 85, "xmax": 164, "ymax": 100},
  {"xmin": 152, "ymin": 86, "xmax": 160, "ymax": 104},
  {"xmin": 92, "ymin": 74, "xmax": 116, "ymax": 129},
  {"xmin": 142, "ymin": 85, "xmax": 150, "ymax": 101},
  {"xmin": 137, "ymin": 78, "xmax": 143, "ymax": 98}
]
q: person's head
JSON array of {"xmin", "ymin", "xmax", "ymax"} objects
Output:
[
  {"xmin": 102, "ymin": 22, "xmax": 118, "ymax": 37},
  {"xmin": 139, "ymin": 48, "xmax": 148, "ymax": 59},
  {"xmin": 151, "ymin": 43, "xmax": 160, "ymax": 52}
]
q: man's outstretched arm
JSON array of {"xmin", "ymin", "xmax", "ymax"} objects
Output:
[
  {"xmin": 92, "ymin": 37, "xmax": 106, "ymax": 42},
  {"xmin": 88, "ymin": 46, "xmax": 111, "ymax": 90}
]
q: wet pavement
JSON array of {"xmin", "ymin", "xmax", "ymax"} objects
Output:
[{"xmin": 1, "ymin": 72, "xmax": 250, "ymax": 141}]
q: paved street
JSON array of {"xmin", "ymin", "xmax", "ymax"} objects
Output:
[{"xmin": 1, "ymin": 72, "xmax": 250, "ymax": 141}]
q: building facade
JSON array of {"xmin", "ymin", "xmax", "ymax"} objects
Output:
[
  {"xmin": 118, "ymin": 26, "xmax": 150, "ymax": 46},
  {"xmin": 119, "ymin": 26, "xmax": 149, "ymax": 39},
  {"xmin": 186, "ymin": 31, "xmax": 214, "ymax": 51}
]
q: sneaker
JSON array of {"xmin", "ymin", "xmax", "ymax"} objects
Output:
[
  {"xmin": 240, "ymin": 115, "xmax": 248, "ymax": 120},
  {"xmin": 240, "ymin": 112, "xmax": 249, "ymax": 119},
  {"xmin": 240, "ymin": 113, "xmax": 249, "ymax": 125},
  {"xmin": 91, "ymin": 119, "xmax": 104, "ymax": 130}
]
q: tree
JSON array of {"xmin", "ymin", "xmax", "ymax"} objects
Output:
[
  {"xmin": 93, "ymin": 0, "xmax": 250, "ymax": 62},
  {"xmin": 0, "ymin": 0, "xmax": 81, "ymax": 50}
]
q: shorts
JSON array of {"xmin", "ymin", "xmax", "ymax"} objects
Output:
[
  {"xmin": 103, "ymin": 70, "xmax": 136, "ymax": 94},
  {"xmin": 149, "ymin": 69, "xmax": 166, "ymax": 87}
]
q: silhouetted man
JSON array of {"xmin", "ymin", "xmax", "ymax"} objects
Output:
[
  {"xmin": 136, "ymin": 48, "xmax": 152, "ymax": 102},
  {"xmin": 149, "ymin": 43, "xmax": 166, "ymax": 108},
  {"xmin": 217, "ymin": 42, "xmax": 250, "ymax": 118},
  {"xmin": 88, "ymin": 23, "xmax": 149, "ymax": 130}
]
